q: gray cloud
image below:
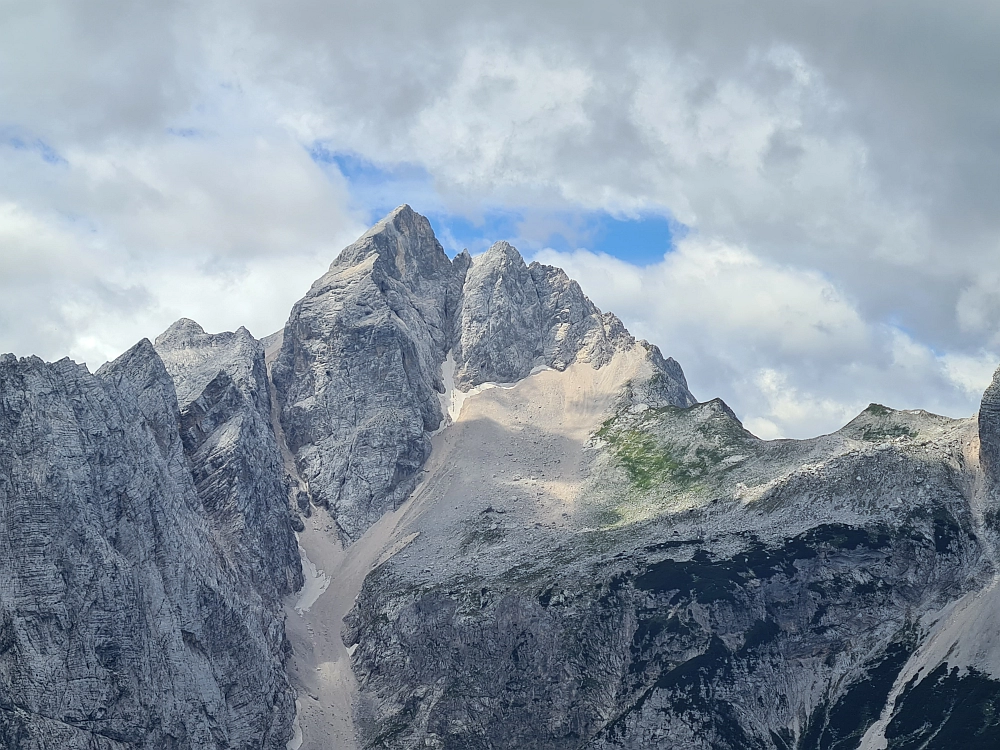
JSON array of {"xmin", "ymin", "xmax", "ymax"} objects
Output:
[{"xmin": 1, "ymin": 0, "xmax": 998, "ymax": 434}]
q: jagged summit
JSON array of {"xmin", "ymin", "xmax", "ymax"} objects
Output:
[
  {"xmin": 331, "ymin": 203, "xmax": 459, "ymax": 288},
  {"xmin": 476, "ymin": 239, "xmax": 522, "ymax": 265},
  {"xmin": 272, "ymin": 205, "xmax": 694, "ymax": 540},
  {"xmin": 154, "ymin": 316, "xmax": 207, "ymax": 345},
  {"xmin": 152, "ymin": 318, "xmax": 301, "ymax": 603},
  {"xmin": 154, "ymin": 318, "xmax": 263, "ymax": 405}
]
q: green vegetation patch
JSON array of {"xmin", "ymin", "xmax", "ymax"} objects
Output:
[
  {"xmin": 865, "ymin": 403, "xmax": 891, "ymax": 417},
  {"xmin": 597, "ymin": 422, "xmax": 729, "ymax": 491},
  {"xmin": 854, "ymin": 403, "xmax": 918, "ymax": 442}
]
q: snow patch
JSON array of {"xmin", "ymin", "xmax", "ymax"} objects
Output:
[
  {"xmin": 286, "ymin": 700, "xmax": 303, "ymax": 750},
  {"xmin": 435, "ymin": 353, "xmax": 466, "ymax": 430},
  {"xmin": 294, "ymin": 546, "xmax": 330, "ymax": 614}
]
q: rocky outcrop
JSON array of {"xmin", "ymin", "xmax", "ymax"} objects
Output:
[
  {"xmin": 979, "ymin": 365, "xmax": 1000, "ymax": 489},
  {"xmin": 344, "ymin": 395, "xmax": 992, "ymax": 749},
  {"xmin": 273, "ymin": 206, "xmax": 694, "ymax": 541},
  {"xmin": 0, "ymin": 343, "xmax": 295, "ymax": 749},
  {"xmin": 154, "ymin": 319, "xmax": 302, "ymax": 603},
  {"xmin": 454, "ymin": 243, "xmax": 639, "ymax": 388},
  {"xmin": 271, "ymin": 205, "xmax": 467, "ymax": 541}
]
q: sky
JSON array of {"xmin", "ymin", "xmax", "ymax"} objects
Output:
[{"xmin": 2, "ymin": 0, "xmax": 1000, "ymax": 439}]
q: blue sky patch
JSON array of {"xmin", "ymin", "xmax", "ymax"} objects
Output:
[
  {"xmin": 311, "ymin": 144, "xmax": 681, "ymax": 265},
  {"xmin": 527, "ymin": 211, "xmax": 681, "ymax": 265},
  {"xmin": 3, "ymin": 132, "xmax": 67, "ymax": 166},
  {"xmin": 310, "ymin": 145, "xmax": 440, "ymax": 220},
  {"xmin": 426, "ymin": 210, "xmax": 524, "ymax": 256},
  {"xmin": 584, "ymin": 213, "xmax": 681, "ymax": 265},
  {"xmin": 167, "ymin": 127, "xmax": 201, "ymax": 138}
]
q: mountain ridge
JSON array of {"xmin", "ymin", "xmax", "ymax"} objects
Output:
[
  {"xmin": 270, "ymin": 204, "xmax": 693, "ymax": 542},
  {"xmin": 3, "ymin": 205, "xmax": 1000, "ymax": 750}
]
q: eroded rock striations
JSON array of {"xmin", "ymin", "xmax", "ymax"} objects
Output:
[
  {"xmin": 979, "ymin": 364, "xmax": 1000, "ymax": 490},
  {"xmin": 454, "ymin": 241, "xmax": 635, "ymax": 389},
  {"xmin": 154, "ymin": 319, "xmax": 302, "ymax": 604},
  {"xmin": 0, "ymin": 342, "xmax": 295, "ymax": 749},
  {"xmin": 270, "ymin": 206, "xmax": 465, "ymax": 541}
]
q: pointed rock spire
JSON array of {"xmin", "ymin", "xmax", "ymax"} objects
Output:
[
  {"xmin": 272, "ymin": 206, "xmax": 464, "ymax": 541},
  {"xmin": 335, "ymin": 204, "xmax": 454, "ymax": 288}
]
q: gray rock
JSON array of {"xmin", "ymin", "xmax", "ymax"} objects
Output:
[
  {"xmin": 274, "ymin": 208, "xmax": 694, "ymax": 541},
  {"xmin": 271, "ymin": 205, "xmax": 466, "ymax": 541},
  {"xmin": 154, "ymin": 319, "xmax": 303, "ymax": 603},
  {"xmin": 0, "ymin": 343, "xmax": 294, "ymax": 749},
  {"xmin": 979, "ymin": 365, "xmax": 1000, "ymax": 488},
  {"xmin": 453, "ymin": 241, "xmax": 544, "ymax": 385},
  {"xmin": 344, "ymin": 401, "xmax": 985, "ymax": 750},
  {"xmin": 452, "ymin": 243, "xmax": 647, "ymax": 388}
]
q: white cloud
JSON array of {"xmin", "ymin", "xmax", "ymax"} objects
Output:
[
  {"xmin": 942, "ymin": 351, "xmax": 999, "ymax": 400},
  {"xmin": 0, "ymin": 131, "xmax": 365, "ymax": 367},
  {"xmin": 535, "ymin": 239, "xmax": 988, "ymax": 438},
  {"xmin": 2, "ymin": 0, "xmax": 1000, "ymax": 439}
]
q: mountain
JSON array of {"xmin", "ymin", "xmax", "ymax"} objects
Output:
[
  {"xmin": 270, "ymin": 206, "xmax": 690, "ymax": 541},
  {"xmin": 0, "ymin": 342, "xmax": 296, "ymax": 749},
  {"xmin": 3, "ymin": 205, "xmax": 1000, "ymax": 750},
  {"xmin": 153, "ymin": 319, "xmax": 301, "ymax": 604}
]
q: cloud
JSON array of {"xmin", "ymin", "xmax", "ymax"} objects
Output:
[
  {"xmin": 0, "ymin": 130, "xmax": 365, "ymax": 367},
  {"xmin": 535, "ymin": 240, "xmax": 989, "ymax": 438},
  {"xmin": 0, "ymin": 0, "xmax": 202, "ymax": 141},
  {"xmin": 2, "ymin": 0, "xmax": 1000, "ymax": 437}
]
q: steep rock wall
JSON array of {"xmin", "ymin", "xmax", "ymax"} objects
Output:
[
  {"xmin": 154, "ymin": 319, "xmax": 302, "ymax": 604},
  {"xmin": 0, "ymin": 343, "xmax": 295, "ymax": 749}
]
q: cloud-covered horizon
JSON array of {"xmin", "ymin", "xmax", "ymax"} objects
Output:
[{"xmin": 2, "ymin": 0, "xmax": 999, "ymax": 438}]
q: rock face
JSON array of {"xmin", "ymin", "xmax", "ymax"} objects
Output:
[
  {"xmin": 7, "ymin": 204, "xmax": 1000, "ymax": 750},
  {"xmin": 0, "ymin": 342, "xmax": 295, "ymax": 749},
  {"xmin": 272, "ymin": 206, "xmax": 693, "ymax": 541},
  {"xmin": 344, "ymin": 397, "xmax": 998, "ymax": 750},
  {"xmin": 453, "ymin": 242, "xmax": 638, "ymax": 389},
  {"xmin": 979, "ymin": 364, "xmax": 1000, "ymax": 488},
  {"xmin": 271, "ymin": 206, "xmax": 466, "ymax": 541},
  {"xmin": 154, "ymin": 319, "xmax": 302, "ymax": 604}
]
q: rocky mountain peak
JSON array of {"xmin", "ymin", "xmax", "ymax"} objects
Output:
[
  {"xmin": 154, "ymin": 318, "xmax": 264, "ymax": 407},
  {"xmin": 272, "ymin": 206, "xmax": 694, "ymax": 541},
  {"xmin": 154, "ymin": 317, "xmax": 207, "ymax": 347},
  {"xmin": 151, "ymin": 319, "xmax": 301, "ymax": 604},
  {"xmin": 333, "ymin": 203, "xmax": 454, "ymax": 289},
  {"xmin": 476, "ymin": 239, "xmax": 527, "ymax": 269},
  {"xmin": 96, "ymin": 338, "xmax": 188, "ymax": 475}
]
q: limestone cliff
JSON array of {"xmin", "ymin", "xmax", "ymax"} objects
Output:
[
  {"xmin": 154, "ymin": 319, "xmax": 302, "ymax": 604},
  {"xmin": 0, "ymin": 342, "xmax": 295, "ymax": 749}
]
